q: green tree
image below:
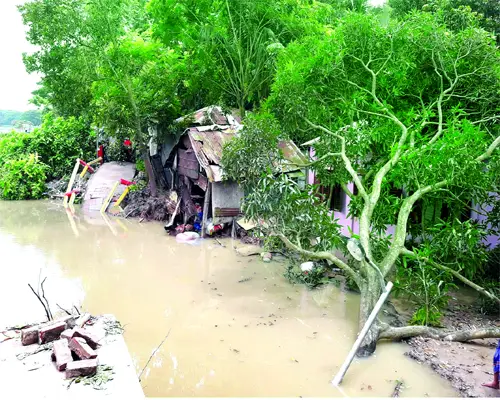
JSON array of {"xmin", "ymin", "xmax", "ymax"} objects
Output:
[
  {"xmin": 225, "ymin": 12, "xmax": 500, "ymax": 355},
  {"xmin": 389, "ymin": 0, "xmax": 500, "ymax": 43},
  {"xmin": 148, "ymin": 0, "xmax": 343, "ymax": 116},
  {"xmin": 19, "ymin": 0, "xmax": 178, "ymax": 195}
]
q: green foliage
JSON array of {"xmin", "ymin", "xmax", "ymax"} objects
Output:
[
  {"xmin": 0, "ymin": 132, "xmax": 34, "ymax": 165},
  {"xmin": 28, "ymin": 112, "xmax": 95, "ymax": 180},
  {"xmin": 221, "ymin": 114, "xmax": 282, "ymax": 187},
  {"xmin": 284, "ymin": 262, "xmax": 335, "ymax": 289},
  {"xmin": 389, "ymin": 0, "xmax": 500, "ymax": 43},
  {"xmin": 0, "ymin": 113, "xmax": 94, "ymax": 182},
  {"xmin": 0, "ymin": 155, "xmax": 47, "ymax": 200},
  {"xmin": 394, "ymin": 256, "xmax": 456, "ymax": 326},
  {"xmin": 136, "ymin": 158, "xmax": 145, "ymax": 172}
]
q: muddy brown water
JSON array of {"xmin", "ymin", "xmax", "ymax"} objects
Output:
[{"xmin": 0, "ymin": 201, "xmax": 458, "ymax": 397}]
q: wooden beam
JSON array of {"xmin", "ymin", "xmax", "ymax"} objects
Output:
[{"xmin": 201, "ymin": 183, "xmax": 212, "ymax": 238}]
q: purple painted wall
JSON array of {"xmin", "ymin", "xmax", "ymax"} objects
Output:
[{"xmin": 307, "ymin": 147, "xmax": 499, "ymax": 247}]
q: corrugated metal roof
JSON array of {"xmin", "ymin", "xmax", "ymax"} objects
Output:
[{"xmin": 169, "ymin": 106, "xmax": 307, "ymax": 183}]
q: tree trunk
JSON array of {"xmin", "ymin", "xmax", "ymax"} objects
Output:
[
  {"xmin": 356, "ymin": 266, "xmax": 382, "ymax": 357},
  {"xmin": 144, "ymin": 154, "xmax": 157, "ymax": 197},
  {"xmin": 379, "ymin": 325, "xmax": 500, "ymax": 341}
]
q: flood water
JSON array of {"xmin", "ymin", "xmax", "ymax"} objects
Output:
[{"xmin": 0, "ymin": 201, "xmax": 457, "ymax": 397}]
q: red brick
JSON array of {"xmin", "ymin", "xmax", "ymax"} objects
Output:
[
  {"xmin": 56, "ymin": 315, "xmax": 76, "ymax": 329},
  {"xmin": 73, "ymin": 327, "xmax": 100, "ymax": 349},
  {"xmin": 61, "ymin": 329, "xmax": 75, "ymax": 340},
  {"xmin": 52, "ymin": 339, "xmax": 73, "ymax": 371},
  {"xmin": 39, "ymin": 321, "xmax": 66, "ymax": 344},
  {"xmin": 65, "ymin": 358, "xmax": 98, "ymax": 379},
  {"xmin": 69, "ymin": 337, "xmax": 97, "ymax": 360},
  {"xmin": 21, "ymin": 327, "xmax": 39, "ymax": 346}
]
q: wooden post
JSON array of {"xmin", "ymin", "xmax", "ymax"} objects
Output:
[
  {"xmin": 100, "ymin": 181, "xmax": 119, "ymax": 214},
  {"xmin": 201, "ymin": 182, "xmax": 211, "ymax": 238},
  {"xmin": 331, "ymin": 281, "xmax": 394, "ymax": 386},
  {"xmin": 63, "ymin": 159, "xmax": 80, "ymax": 207}
]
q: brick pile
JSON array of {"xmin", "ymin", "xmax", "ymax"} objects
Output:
[{"xmin": 20, "ymin": 314, "xmax": 100, "ymax": 379}]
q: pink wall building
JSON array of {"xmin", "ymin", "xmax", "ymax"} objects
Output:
[{"xmin": 306, "ymin": 147, "xmax": 498, "ymax": 248}]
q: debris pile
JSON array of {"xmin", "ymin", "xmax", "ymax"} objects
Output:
[
  {"xmin": 20, "ymin": 313, "xmax": 102, "ymax": 379},
  {"xmin": 123, "ymin": 187, "xmax": 177, "ymax": 221}
]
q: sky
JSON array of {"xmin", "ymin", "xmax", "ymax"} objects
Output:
[{"xmin": 0, "ymin": 0, "xmax": 39, "ymax": 111}]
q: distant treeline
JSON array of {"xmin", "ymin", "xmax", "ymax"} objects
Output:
[{"xmin": 0, "ymin": 110, "xmax": 42, "ymax": 126}]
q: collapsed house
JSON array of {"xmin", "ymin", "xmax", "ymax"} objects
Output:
[{"xmin": 149, "ymin": 106, "xmax": 308, "ymax": 235}]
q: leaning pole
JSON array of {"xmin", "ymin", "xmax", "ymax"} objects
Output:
[{"xmin": 331, "ymin": 281, "xmax": 394, "ymax": 386}]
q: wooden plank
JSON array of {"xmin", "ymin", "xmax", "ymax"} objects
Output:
[
  {"xmin": 178, "ymin": 166, "xmax": 199, "ymax": 180},
  {"xmin": 201, "ymin": 183, "xmax": 211, "ymax": 238},
  {"xmin": 178, "ymin": 157, "xmax": 199, "ymax": 170},
  {"xmin": 214, "ymin": 207, "xmax": 241, "ymax": 217},
  {"xmin": 178, "ymin": 148, "xmax": 197, "ymax": 161}
]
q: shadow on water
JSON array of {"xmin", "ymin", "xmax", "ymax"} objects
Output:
[{"xmin": 0, "ymin": 200, "xmax": 457, "ymax": 397}]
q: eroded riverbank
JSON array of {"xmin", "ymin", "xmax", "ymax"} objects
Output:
[{"xmin": 0, "ymin": 200, "xmax": 458, "ymax": 397}]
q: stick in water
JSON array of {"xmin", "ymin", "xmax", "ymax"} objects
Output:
[
  {"xmin": 138, "ymin": 329, "xmax": 171, "ymax": 381},
  {"xmin": 331, "ymin": 281, "xmax": 393, "ymax": 386}
]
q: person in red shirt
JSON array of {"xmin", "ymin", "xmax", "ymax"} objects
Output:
[{"xmin": 123, "ymin": 139, "xmax": 133, "ymax": 162}]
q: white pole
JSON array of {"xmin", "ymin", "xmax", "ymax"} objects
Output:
[{"xmin": 332, "ymin": 281, "xmax": 394, "ymax": 386}]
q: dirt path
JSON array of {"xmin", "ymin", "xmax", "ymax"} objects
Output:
[{"xmin": 395, "ymin": 292, "xmax": 500, "ymax": 398}]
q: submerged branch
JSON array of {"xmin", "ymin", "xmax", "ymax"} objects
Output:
[
  {"xmin": 274, "ymin": 233, "xmax": 363, "ymax": 287},
  {"xmin": 138, "ymin": 329, "xmax": 171, "ymax": 382},
  {"xmin": 379, "ymin": 324, "xmax": 500, "ymax": 341}
]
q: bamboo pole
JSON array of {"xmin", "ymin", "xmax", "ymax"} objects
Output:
[
  {"xmin": 331, "ymin": 281, "xmax": 394, "ymax": 386},
  {"xmin": 79, "ymin": 165, "xmax": 89, "ymax": 178},
  {"xmin": 63, "ymin": 159, "xmax": 80, "ymax": 207},
  {"xmin": 100, "ymin": 181, "xmax": 119, "ymax": 214}
]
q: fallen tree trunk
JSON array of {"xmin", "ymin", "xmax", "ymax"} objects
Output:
[{"xmin": 379, "ymin": 325, "xmax": 500, "ymax": 341}]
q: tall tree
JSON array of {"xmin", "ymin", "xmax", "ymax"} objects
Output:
[
  {"xmin": 19, "ymin": 0, "xmax": 180, "ymax": 195},
  {"xmin": 224, "ymin": 11, "xmax": 500, "ymax": 355},
  {"xmin": 148, "ymin": 0, "xmax": 343, "ymax": 116}
]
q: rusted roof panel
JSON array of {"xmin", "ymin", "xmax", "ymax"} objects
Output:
[{"xmin": 188, "ymin": 128, "xmax": 235, "ymax": 166}]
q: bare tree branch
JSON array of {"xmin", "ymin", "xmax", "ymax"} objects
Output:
[
  {"xmin": 304, "ymin": 118, "xmax": 370, "ymax": 203},
  {"xmin": 28, "ymin": 283, "xmax": 51, "ymax": 322}
]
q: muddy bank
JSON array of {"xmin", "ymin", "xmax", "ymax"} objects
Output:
[{"xmin": 399, "ymin": 294, "xmax": 500, "ymax": 398}]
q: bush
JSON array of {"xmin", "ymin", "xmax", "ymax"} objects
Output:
[
  {"xmin": 0, "ymin": 131, "xmax": 34, "ymax": 165},
  {"xmin": 394, "ymin": 257, "xmax": 456, "ymax": 327},
  {"xmin": 28, "ymin": 112, "xmax": 95, "ymax": 180},
  {"xmin": 0, "ymin": 155, "xmax": 47, "ymax": 200}
]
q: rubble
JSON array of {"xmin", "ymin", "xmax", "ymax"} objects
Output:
[
  {"xmin": 1, "ymin": 314, "xmax": 142, "ymax": 398},
  {"xmin": 39, "ymin": 321, "xmax": 66, "ymax": 344},
  {"xmin": 65, "ymin": 359, "xmax": 98, "ymax": 379},
  {"xmin": 123, "ymin": 187, "xmax": 177, "ymax": 221},
  {"xmin": 73, "ymin": 327, "xmax": 100, "ymax": 349},
  {"xmin": 17, "ymin": 314, "xmax": 104, "ymax": 379},
  {"xmin": 21, "ymin": 327, "xmax": 39, "ymax": 346},
  {"xmin": 61, "ymin": 329, "xmax": 76, "ymax": 341},
  {"xmin": 52, "ymin": 339, "xmax": 73, "ymax": 371},
  {"xmin": 69, "ymin": 337, "xmax": 98, "ymax": 360}
]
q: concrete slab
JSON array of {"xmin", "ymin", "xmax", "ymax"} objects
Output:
[
  {"xmin": 83, "ymin": 162, "xmax": 136, "ymax": 213},
  {"xmin": 0, "ymin": 315, "xmax": 144, "ymax": 399}
]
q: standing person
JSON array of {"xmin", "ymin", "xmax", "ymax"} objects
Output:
[
  {"xmin": 123, "ymin": 138, "xmax": 133, "ymax": 162},
  {"xmin": 483, "ymin": 339, "xmax": 500, "ymax": 389}
]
